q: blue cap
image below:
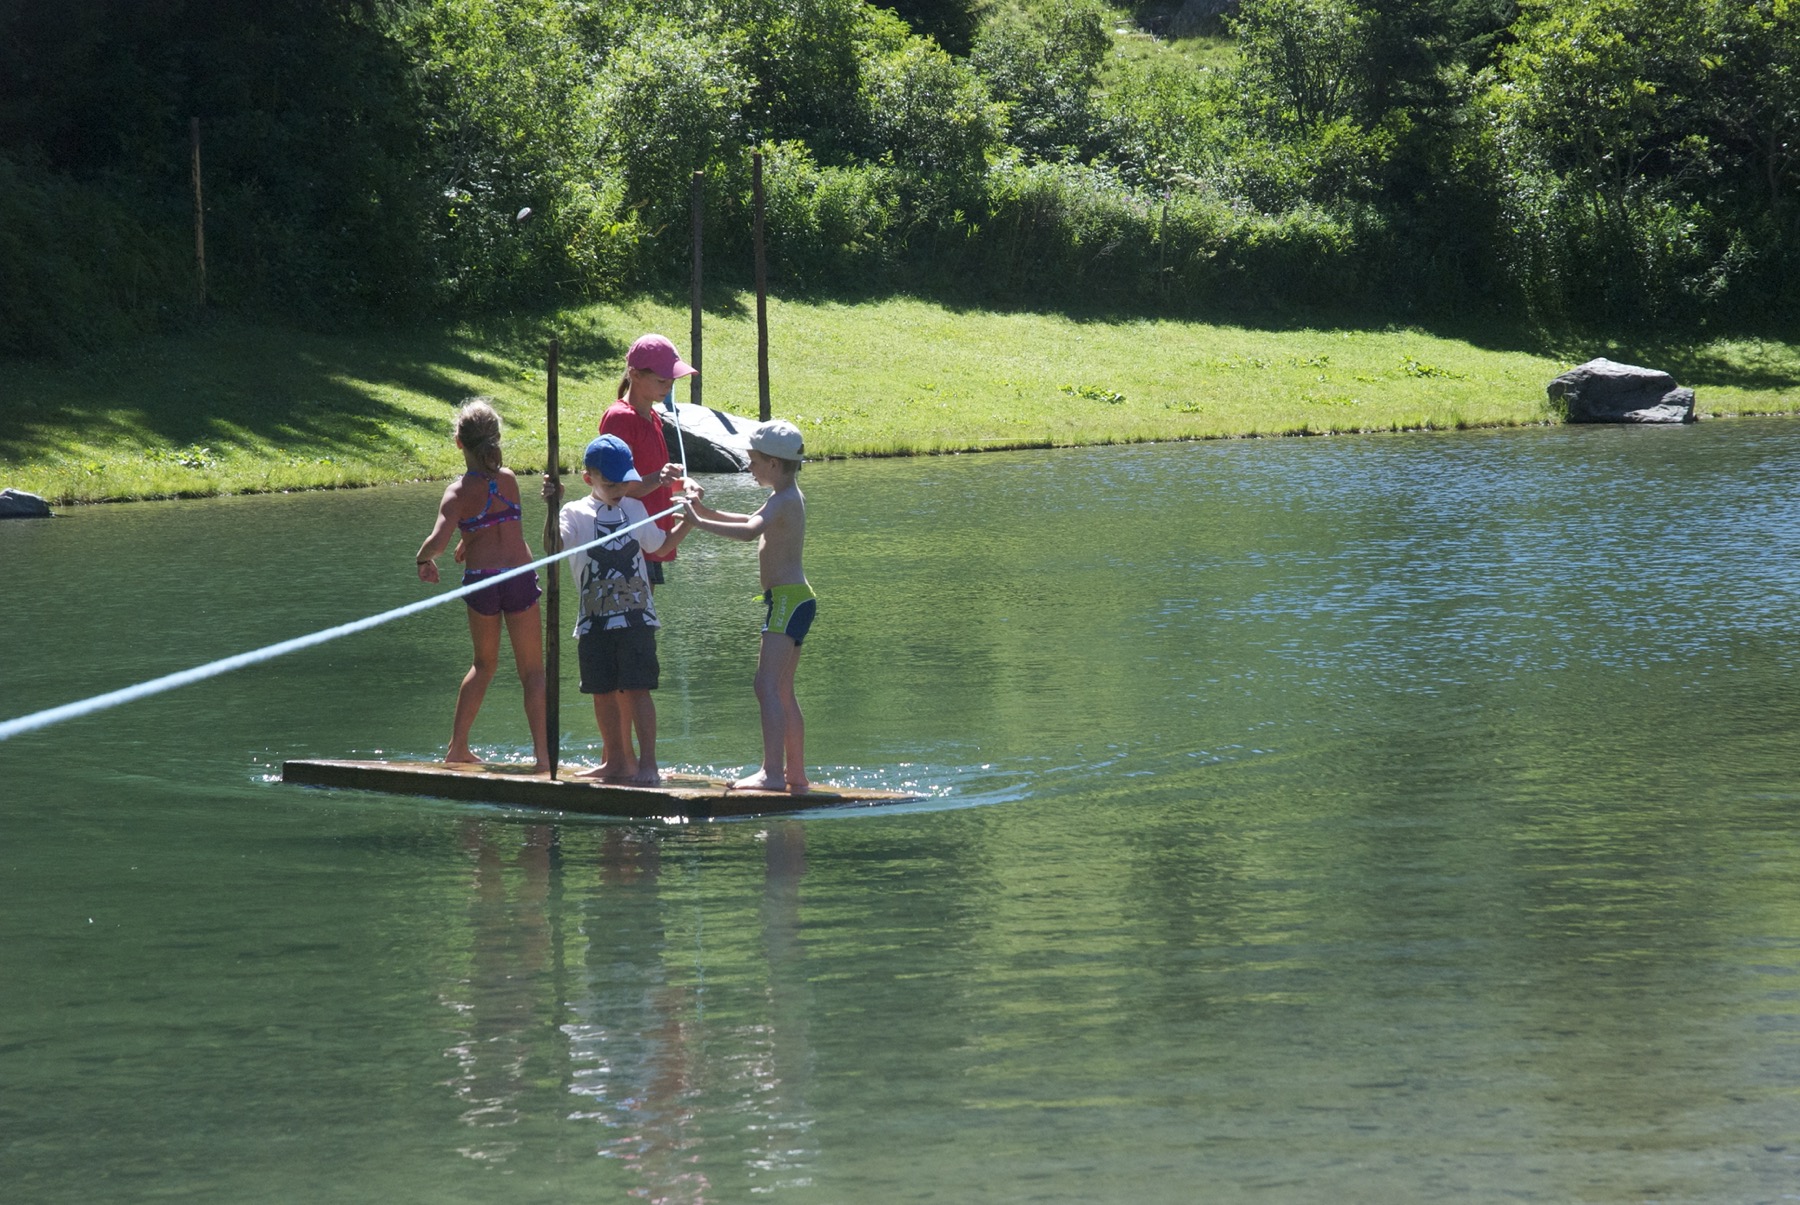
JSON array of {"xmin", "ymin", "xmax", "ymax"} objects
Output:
[{"xmin": 584, "ymin": 434, "xmax": 641, "ymax": 483}]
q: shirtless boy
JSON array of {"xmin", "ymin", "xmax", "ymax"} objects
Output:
[{"xmin": 680, "ymin": 420, "xmax": 814, "ymax": 793}]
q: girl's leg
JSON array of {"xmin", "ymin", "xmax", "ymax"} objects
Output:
[
  {"xmin": 621, "ymin": 690, "xmax": 659, "ymax": 784},
  {"xmin": 450, "ymin": 608, "xmax": 503, "ymax": 763},
  {"xmin": 735, "ymin": 632, "xmax": 802, "ymax": 791},
  {"xmin": 503, "ymin": 603, "xmax": 550, "ymax": 772}
]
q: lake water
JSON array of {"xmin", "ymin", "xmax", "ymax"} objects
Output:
[{"xmin": 5, "ymin": 422, "xmax": 1800, "ymax": 1203}]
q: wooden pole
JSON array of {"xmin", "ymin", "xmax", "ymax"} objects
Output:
[
  {"xmin": 542, "ymin": 337, "xmax": 561, "ymax": 779},
  {"xmin": 1159, "ymin": 191, "xmax": 1170, "ymax": 302},
  {"xmin": 190, "ymin": 117, "xmax": 206, "ymax": 307},
  {"xmin": 753, "ymin": 150, "xmax": 770, "ymax": 422},
  {"xmin": 690, "ymin": 170, "xmax": 704, "ymax": 411}
]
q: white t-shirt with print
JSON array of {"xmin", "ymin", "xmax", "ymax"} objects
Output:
[{"xmin": 557, "ymin": 493, "xmax": 667, "ymax": 636}]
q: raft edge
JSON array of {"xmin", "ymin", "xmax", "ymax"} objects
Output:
[{"xmin": 280, "ymin": 758, "xmax": 920, "ymax": 818}]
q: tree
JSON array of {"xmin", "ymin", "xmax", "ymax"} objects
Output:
[
  {"xmin": 971, "ymin": 0, "xmax": 1111, "ymax": 163},
  {"xmin": 865, "ymin": 27, "xmax": 1003, "ymax": 212},
  {"xmin": 1231, "ymin": 0, "xmax": 1375, "ymax": 129},
  {"xmin": 1703, "ymin": 0, "xmax": 1800, "ymax": 230}
]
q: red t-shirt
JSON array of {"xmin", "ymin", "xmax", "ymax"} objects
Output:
[{"xmin": 599, "ymin": 399, "xmax": 676, "ymax": 561}]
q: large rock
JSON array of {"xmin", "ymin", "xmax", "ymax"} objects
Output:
[
  {"xmin": 657, "ymin": 402, "xmax": 753, "ymax": 473},
  {"xmin": 1548, "ymin": 358, "xmax": 1697, "ymax": 424},
  {"xmin": 0, "ymin": 488, "xmax": 52, "ymax": 519}
]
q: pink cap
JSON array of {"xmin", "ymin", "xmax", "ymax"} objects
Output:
[{"xmin": 626, "ymin": 334, "xmax": 696, "ymax": 379}]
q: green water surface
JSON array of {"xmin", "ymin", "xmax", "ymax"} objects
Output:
[{"xmin": 5, "ymin": 422, "xmax": 1800, "ymax": 1203}]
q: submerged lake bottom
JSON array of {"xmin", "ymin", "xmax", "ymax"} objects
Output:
[{"xmin": 5, "ymin": 421, "xmax": 1800, "ymax": 1202}]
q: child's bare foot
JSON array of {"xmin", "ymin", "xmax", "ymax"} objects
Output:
[
  {"xmin": 626, "ymin": 764, "xmax": 663, "ymax": 786},
  {"xmin": 732, "ymin": 770, "xmax": 785, "ymax": 791},
  {"xmin": 445, "ymin": 748, "xmax": 481, "ymax": 766},
  {"xmin": 577, "ymin": 759, "xmax": 634, "ymax": 780},
  {"xmin": 785, "ymin": 777, "xmax": 811, "ymax": 796},
  {"xmin": 530, "ymin": 761, "xmax": 552, "ymax": 775}
]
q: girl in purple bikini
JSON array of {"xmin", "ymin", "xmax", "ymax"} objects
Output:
[{"xmin": 414, "ymin": 399, "xmax": 550, "ymax": 772}]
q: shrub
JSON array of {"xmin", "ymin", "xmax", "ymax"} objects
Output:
[
  {"xmin": 1099, "ymin": 57, "xmax": 1228, "ymax": 192},
  {"xmin": 863, "ymin": 35, "xmax": 1004, "ymax": 217},
  {"xmin": 756, "ymin": 140, "xmax": 899, "ymax": 284},
  {"xmin": 966, "ymin": 157, "xmax": 1377, "ymax": 308},
  {"xmin": 716, "ymin": 0, "xmax": 870, "ymax": 160},
  {"xmin": 971, "ymin": 0, "xmax": 1112, "ymax": 162},
  {"xmin": 591, "ymin": 20, "xmax": 752, "ymax": 253},
  {"xmin": 1230, "ymin": 0, "xmax": 1375, "ymax": 129},
  {"xmin": 557, "ymin": 175, "xmax": 647, "ymax": 299},
  {"xmin": 403, "ymin": 0, "xmax": 609, "ymax": 306}
]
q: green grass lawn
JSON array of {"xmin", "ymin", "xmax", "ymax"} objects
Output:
[{"xmin": 5, "ymin": 295, "xmax": 1800, "ymax": 505}]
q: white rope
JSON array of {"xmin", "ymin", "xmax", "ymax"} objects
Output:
[
  {"xmin": 0, "ymin": 502, "xmax": 684, "ymax": 743},
  {"xmin": 665, "ymin": 388, "xmax": 689, "ymax": 477}
]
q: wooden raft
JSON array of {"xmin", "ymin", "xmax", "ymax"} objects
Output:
[{"xmin": 281, "ymin": 758, "xmax": 918, "ymax": 819}]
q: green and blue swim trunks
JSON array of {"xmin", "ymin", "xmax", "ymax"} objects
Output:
[{"xmin": 763, "ymin": 582, "xmax": 817, "ymax": 645}]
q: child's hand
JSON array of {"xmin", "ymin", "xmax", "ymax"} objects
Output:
[
  {"xmin": 453, "ymin": 539, "xmax": 466, "ymax": 564},
  {"xmin": 659, "ymin": 463, "xmax": 685, "ymax": 485},
  {"xmin": 417, "ymin": 558, "xmax": 440, "ymax": 584},
  {"xmin": 541, "ymin": 475, "xmax": 564, "ymax": 503}
]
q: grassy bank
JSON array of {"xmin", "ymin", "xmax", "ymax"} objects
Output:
[{"xmin": 6, "ymin": 295, "xmax": 1800, "ymax": 505}]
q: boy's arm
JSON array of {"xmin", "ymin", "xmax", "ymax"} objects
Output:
[
  {"xmin": 626, "ymin": 463, "xmax": 683, "ymax": 499},
  {"xmin": 658, "ymin": 518, "xmax": 691, "ymax": 554},
  {"xmin": 677, "ymin": 482, "xmax": 742, "ymax": 524},
  {"xmin": 557, "ymin": 501, "xmax": 584, "ymax": 583},
  {"xmin": 681, "ymin": 497, "xmax": 768, "ymax": 542},
  {"xmin": 683, "ymin": 495, "xmax": 757, "ymax": 525}
]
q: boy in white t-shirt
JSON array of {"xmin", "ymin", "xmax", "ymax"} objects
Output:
[{"xmin": 558, "ymin": 434, "xmax": 689, "ymax": 783}]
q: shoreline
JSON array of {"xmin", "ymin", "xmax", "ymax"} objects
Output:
[{"xmin": 30, "ymin": 410, "xmax": 1800, "ymax": 509}]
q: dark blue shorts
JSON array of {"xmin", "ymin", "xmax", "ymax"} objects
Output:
[
  {"xmin": 462, "ymin": 568, "xmax": 541, "ymax": 617},
  {"xmin": 579, "ymin": 625, "xmax": 660, "ymax": 694}
]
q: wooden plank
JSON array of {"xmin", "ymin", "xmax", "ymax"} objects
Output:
[{"xmin": 281, "ymin": 758, "xmax": 918, "ymax": 819}]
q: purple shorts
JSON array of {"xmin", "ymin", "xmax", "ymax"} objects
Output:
[{"xmin": 462, "ymin": 567, "xmax": 542, "ymax": 616}]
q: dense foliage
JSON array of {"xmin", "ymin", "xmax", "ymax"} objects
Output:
[{"xmin": 4, "ymin": 0, "xmax": 1797, "ymax": 356}]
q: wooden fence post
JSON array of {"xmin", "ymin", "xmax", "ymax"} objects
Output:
[
  {"xmin": 190, "ymin": 117, "xmax": 206, "ymax": 307},
  {"xmin": 542, "ymin": 336, "xmax": 561, "ymax": 779},
  {"xmin": 691, "ymin": 170, "xmax": 704, "ymax": 410},
  {"xmin": 754, "ymin": 151, "xmax": 770, "ymax": 422}
]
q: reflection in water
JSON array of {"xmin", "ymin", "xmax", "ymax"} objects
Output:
[
  {"xmin": 441, "ymin": 823, "xmax": 559, "ymax": 1162},
  {"xmin": 566, "ymin": 827, "xmax": 707, "ymax": 1201},
  {"xmin": 747, "ymin": 822, "xmax": 815, "ymax": 1190},
  {"xmin": 443, "ymin": 821, "xmax": 816, "ymax": 1200}
]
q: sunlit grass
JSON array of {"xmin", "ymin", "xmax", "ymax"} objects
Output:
[
  {"xmin": 1105, "ymin": 21, "xmax": 1236, "ymax": 76},
  {"xmin": 5, "ymin": 296, "xmax": 1799, "ymax": 505}
]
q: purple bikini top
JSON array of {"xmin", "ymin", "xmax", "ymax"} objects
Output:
[{"xmin": 458, "ymin": 474, "xmax": 522, "ymax": 533}]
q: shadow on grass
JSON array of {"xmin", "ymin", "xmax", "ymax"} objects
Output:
[
  {"xmin": 4, "ymin": 321, "xmax": 474, "ymax": 467},
  {"xmin": 0, "ymin": 306, "xmax": 666, "ymax": 468},
  {"xmin": 734, "ymin": 264, "xmax": 1573, "ymax": 357},
  {"xmin": 455, "ymin": 287, "xmax": 757, "ymax": 383},
  {"xmin": 1563, "ymin": 336, "xmax": 1800, "ymax": 392},
  {"xmin": 719, "ymin": 260, "xmax": 1800, "ymax": 374},
  {"xmin": 7, "ymin": 280, "xmax": 1794, "ymax": 477}
]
